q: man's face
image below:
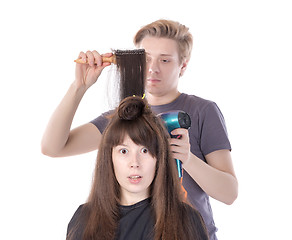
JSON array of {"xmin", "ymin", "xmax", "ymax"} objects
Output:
[{"xmin": 139, "ymin": 37, "xmax": 186, "ymax": 99}]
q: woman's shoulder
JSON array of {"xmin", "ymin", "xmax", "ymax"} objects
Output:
[
  {"xmin": 67, "ymin": 204, "xmax": 87, "ymax": 240},
  {"xmin": 68, "ymin": 204, "xmax": 86, "ymax": 225}
]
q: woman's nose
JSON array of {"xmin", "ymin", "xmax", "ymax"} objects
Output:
[{"xmin": 130, "ymin": 154, "xmax": 140, "ymax": 168}]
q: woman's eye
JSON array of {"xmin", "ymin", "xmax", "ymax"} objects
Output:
[
  {"xmin": 141, "ymin": 148, "xmax": 148, "ymax": 154},
  {"xmin": 161, "ymin": 59, "xmax": 170, "ymax": 63},
  {"xmin": 120, "ymin": 149, "xmax": 128, "ymax": 154}
]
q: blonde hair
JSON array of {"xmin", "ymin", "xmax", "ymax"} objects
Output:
[{"xmin": 134, "ymin": 19, "xmax": 193, "ymax": 63}]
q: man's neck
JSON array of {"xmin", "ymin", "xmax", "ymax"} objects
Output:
[{"xmin": 147, "ymin": 91, "xmax": 181, "ymax": 106}]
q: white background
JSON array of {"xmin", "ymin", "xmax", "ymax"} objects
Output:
[{"xmin": 1, "ymin": 0, "xmax": 291, "ymax": 239}]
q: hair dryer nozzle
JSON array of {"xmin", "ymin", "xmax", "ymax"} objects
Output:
[
  {"xmin": 158, "ymin": 111, "xmax": 191, "ymax": 134},
  {"xmin": 178, "ymin": 111, "xmax": 191, "ymax": 129}
]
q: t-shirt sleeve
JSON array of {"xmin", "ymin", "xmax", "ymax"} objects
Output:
[
  {"xmin": 199, "ymin": 102, "xmax": 231, "ymax": 156},
  {"xmin": 90, "ymin": 110, "xmax": 113, "ymax": 134}
]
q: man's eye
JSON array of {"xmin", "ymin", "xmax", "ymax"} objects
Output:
[{"xmin": 120, "ymin": 149, "xmax": 128, "ymax": 154}]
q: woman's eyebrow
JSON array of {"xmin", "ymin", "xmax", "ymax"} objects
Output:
[{"xmin": 115, "ymin": 144, "xmax": 128, "ymax": 147}]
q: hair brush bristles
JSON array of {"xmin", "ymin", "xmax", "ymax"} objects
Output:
[
  {"xmin": 114, "ymin": 49, "xmax": 146, "ymax": 100},
  {"xmin": 74, "ymin": 49, "xmax": 145, "ymax": 65},
  {"xmin": 114, "ymin": 49, "xmax": 145, "ymax": 56}
]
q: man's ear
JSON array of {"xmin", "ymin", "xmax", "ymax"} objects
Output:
[{"xmin": 179, "ymin": 59, "xmax": 189, "ymax": 77}]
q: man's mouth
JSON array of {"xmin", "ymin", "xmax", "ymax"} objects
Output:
[{"xmin": 147, "ymin": 78, "xmax": 161, "ymax": 83}]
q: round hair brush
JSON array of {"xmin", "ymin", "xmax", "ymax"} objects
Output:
[{"xmin": 74, "ymin": 49, "xmax": 145, "ymax": 65}]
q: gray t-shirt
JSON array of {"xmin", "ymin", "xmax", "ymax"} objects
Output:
[{"xmin": 90, "ymin": 93, "xmax": 231, "ymax": 240}]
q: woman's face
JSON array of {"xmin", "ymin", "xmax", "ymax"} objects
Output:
[{"xmin": 112, "ymin": 134, "xmax": 157, "ymax": 206}]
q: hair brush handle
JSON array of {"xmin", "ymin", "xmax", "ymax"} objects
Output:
[{"xmin": 74, "ymin": 55, "xmax": 116, "ymax": 64}]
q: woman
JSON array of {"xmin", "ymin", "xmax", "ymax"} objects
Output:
[{"xmin": 66, "ymin": 96, "xmax": 209, "ymax": 240}]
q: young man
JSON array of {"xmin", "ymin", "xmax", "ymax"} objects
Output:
[{"xmin": 42, "ymin": 19, "xmax": 238, "ymax": 239}]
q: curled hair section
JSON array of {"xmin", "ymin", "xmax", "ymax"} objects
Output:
[{"xmin": 118, "ymin": 96, "xmax": 147, "ymax": 120}]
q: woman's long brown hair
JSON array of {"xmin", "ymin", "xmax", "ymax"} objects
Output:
[{"xmin": 67, "ymin": 96, "xmax": 208, "ymax": 240}]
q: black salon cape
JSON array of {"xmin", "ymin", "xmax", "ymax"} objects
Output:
[{"xmin": 67, "ymin": 198, "xmax": 208, "ymax": 240}]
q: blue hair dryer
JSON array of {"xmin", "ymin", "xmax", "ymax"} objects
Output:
[{"xmin": 158, "ymin": 111, "xmax": 191, "ymax": 178}]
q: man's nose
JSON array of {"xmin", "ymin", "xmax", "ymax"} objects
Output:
[{"xmin": 148, "ymin": 59, "xmax": 159, "ymax": 74}]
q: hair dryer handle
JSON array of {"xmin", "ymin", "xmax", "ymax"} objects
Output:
[{"xmin": 176, "ymin": 159, "xmax": 183, "ymax": 178}]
